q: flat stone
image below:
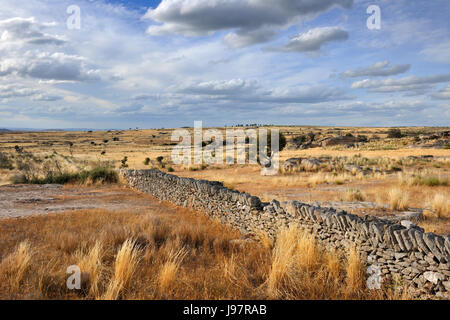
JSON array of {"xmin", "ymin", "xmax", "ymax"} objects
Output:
[
  {"xmin": 423, "ymin": 271, "xmax": 445, "ymax": 284},
  {"xmin": 395, "ymin": 252, "xmax": 408, "ymax": 260}
]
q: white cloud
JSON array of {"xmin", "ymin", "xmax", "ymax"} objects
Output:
[
  {"xmin": 420, "ymin": 41, "xmax": 450, "ymax": 63},
  {"xmin": 274, "ymin": 26, "xmax": 348, "ymax": 52},
  {"xmin": 0, "ymin": 17, "xmax": 65, "ymax": 49},
  {"xmin": 0, "ymin": 84, "xmax": 38, "ymax": 100},
  {"xmin": 144, "ymin": 0, "xmax": 353, "ymax": 46},
  {"xmin": 180, "ymin": 79, "xmax": 259, "ymax": 95},
  {"xmin": 351, "ymin": 74, "xmax": 450, "ymax": 93},
  {"xmin": 431, "ymin": 85, "xmax": 450, "ymax": 100},
  {"xmin": 0, "ymin": 51, "xmax": 100, "ymax": 82},
  {"xmin": 177, "ymin": 78, "xmax": 349, "ymax": 104},
  {"xmin": 340, "ymin": 61, "xmax": 410, "ymax": 78}
]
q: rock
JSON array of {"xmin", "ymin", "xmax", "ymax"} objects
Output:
[
  {"xmin": 321, "ymin": 136, "xmax": 359, "ymax": 147},
  {"xmin": 423, "ymin": 233, "xmax": 444, "ymax": 261},
  {"xmin": 395, "ymin": 252, "xmax": 408, "ymax": 260},
  {"xmin": 400, "ymin": 220, "xmax": 415, "ymax": 229},
  {"xmin": 423, "ymin": 271, "xmax": 445, "ymax": 284},
  {"xmin": 301, "ymin": 158, "xmax": 321, "ymax": 171},
  {"xmin": 249, "ymin": 196, "xmax": 261, "ymax": 209},
  {"xmin": 282, "ymin": 158, "xmax": 302, "ymax": 171}
]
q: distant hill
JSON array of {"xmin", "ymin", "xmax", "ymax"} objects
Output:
[{"xmin": 0, "ymin": 128, "xmax": 12, "ymax": 132}]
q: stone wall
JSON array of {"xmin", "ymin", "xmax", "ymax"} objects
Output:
[{"xmin": 120, "ymin": 169, "xmax": 450, "ymax": 299}]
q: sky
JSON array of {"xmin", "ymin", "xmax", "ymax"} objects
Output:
[{"xmin": 0, "ymin": 0, "xmax": 449, "ymax": 129}]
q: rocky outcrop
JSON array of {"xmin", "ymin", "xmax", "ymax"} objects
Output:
[
  {"xmin": 282, "ymin": 158, "xmax": 321, "ymax": 172},
  {"xmin": 321, "ymin": 136, "xmax": 359, "ymax": 147},
  {"xmin": 120, "ymin": 169, "xmax": 450, "ymax": 299}
]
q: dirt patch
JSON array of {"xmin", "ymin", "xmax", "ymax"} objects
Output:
[{"xmin": 0, "ymin": 184, "xmax": 156, "ymax": 219}]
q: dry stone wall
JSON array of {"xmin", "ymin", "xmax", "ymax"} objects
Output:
[{"xmin": 120, "ymin": 169, "xmax": 450, "ymax": 299}]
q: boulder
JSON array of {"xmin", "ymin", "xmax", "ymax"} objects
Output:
[
  {"xmin": 301, "ymin": 158, "xmax": 321, "ymax": 171},
  {"xmin": 282, "ymin": 158, "xmax": 302, "ymax": 171}
]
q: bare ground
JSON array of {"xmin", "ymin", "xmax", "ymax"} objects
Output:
[{"xmin": 0, "ymin": 184, "xmax": 157, "ymax": 219}]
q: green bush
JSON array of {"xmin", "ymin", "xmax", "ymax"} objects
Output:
[
  {"xmin": 12, "ymin": 167, "xmax": 118, "ymax": 185},
  {"xmin": 387, "ymin": 128, "xmax": 403, "ymax": 139}
]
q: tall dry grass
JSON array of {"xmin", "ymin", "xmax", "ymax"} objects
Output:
[
  {"xmin": 0, "ymin": 204, "xmax": 407, "ymax": 300},
  {"xmin": 388, "ymin": 188, "xmax": 409, "ymax": 211},
  {"xmin": 102, "ymin": 238, "xmax": 141, "ymax": 300},
  {"xmin": 429, "ymin": 193, "xmax": 450, "ymax": 218},
  {"xmin": 346, "ymin": 247, "xmax": 364, "ymax": 295},
  {"xmin": 158, "ymin": 248, "xmax": 187, "ymax": 292},
  {"xmin": 75, "ymin": 241, "xmax": 104, "ymax": 297},
  {"xmin": 0, "ymin": 240, "xmax": 33, "ymax": 292}
]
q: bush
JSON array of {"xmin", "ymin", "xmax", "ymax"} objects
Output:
[
  {"xmin": 144, "ymin": 158, "xmax": 151, "ymax": 166},
  {"xmin": 12, "ymin": 167, "xmax": 118, "ymax": 185},
  {"xmin": 0, "ymin": 152, "xmax": 14, "ymax": 170},
  {"xmin": 387, "ymin": 128, "xmax": 402, "ymax": 138},
  {"xmin": 80, "ymin": 167, "xmax": 118, "ymax": 184},
  {"xmin": 167, "ymin": 167, "xmax": 175, "ymax": 172},
  {"xmin": 120, "ymin": 156, "xmax": 128, "ymax": 168}
]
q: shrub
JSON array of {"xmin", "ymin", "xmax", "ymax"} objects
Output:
[
  {"xmin": 167, "ymin": 167, "xmax": 174, "ymax": 172},
  {"xmin": 12, "ymin": 167, "xmax": 118, "ymax": 185},
  {"xmin": 14, "ymin": 145, "xmax": 24, "ymax": 153},
  {"xmin": 0, "ymin": 152, "xmax": 14, "ymax": 170},
  {"xmin": 413, "ymin": 175, "xmax": 448, "ymax": 187},
  {"xmin": 120, "ymin": 156, "xmax": 128, "ymax": 168},
  {"xmin": 144, "ymin": 158, "xmax": 151, "ymax": 166},
  {"xmin": 387, "ymin": 128, "xmax": 402, "ymax": 138},
  {"xmin": 81, "ymin": 167, "xmax": 118, "ymax": 184}
]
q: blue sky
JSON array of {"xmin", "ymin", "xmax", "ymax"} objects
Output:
[{"xmin": 0, "ymin": 0, "xmax": 449, "ymax": 129}]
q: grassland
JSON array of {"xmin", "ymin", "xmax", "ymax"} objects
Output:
[
  {"xmin": 0, "ymin": 126, "xmax": 448, "ymax": 299},
  {"xmin": 0, "ymin": 204, "xmax": 407, "ymax": 300}
]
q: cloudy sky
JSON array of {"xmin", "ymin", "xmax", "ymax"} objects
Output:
[{"xmin": 0, "ymin": 0, "xmax": 449, "ymax": 129}]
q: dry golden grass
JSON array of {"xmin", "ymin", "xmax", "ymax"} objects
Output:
[
  {"xmin": 429, "ymin": 193, "xmax": 450, "ymax": 218},
  {"xmin": 75, "ymin": 241, "xmax": 104, "ymax": 297},
  {"xmin": 102, "ymin": 238, "xmax": 141, "ymax": 300},
  {"xmin": 266, "ymin": 227, "xmax": 298, "ymax": 298},
  {"xmin": 0, "ymin": 240, "xmax": 33, "ymax": 292},
  {"xmin": 345, "ymin": 188, "xmax": 366, "ymax": 202},
  {"xmin": 346, "ymin": 247, "xmax": 365, "ymax": 295},
  {"xmin": 0, "ymin": 203, "xmax": 408, "ymax": 300},
  {"xmin": 388, "ymin": 188, "xmax": 409, "ymax": 211},
  {"xmin": 157, "ymin": 248, "xmax": 187, "ymax": 293}
]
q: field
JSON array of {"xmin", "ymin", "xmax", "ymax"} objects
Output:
[{"xmin": 0, "ymin": 126, "xmax": 449, "ymax": 299}]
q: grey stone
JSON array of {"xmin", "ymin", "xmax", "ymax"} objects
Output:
[{"xmin": 423, "ymin": 271, "xmax": 445, "ymax": 284}]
